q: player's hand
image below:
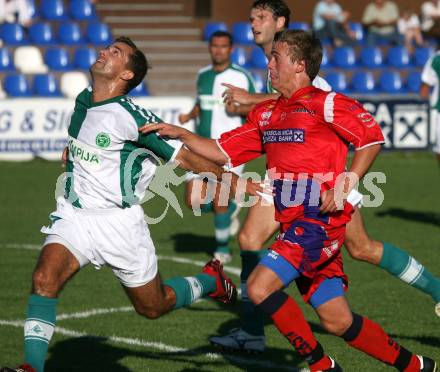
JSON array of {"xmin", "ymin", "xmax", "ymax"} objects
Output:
[
  {"xmin": 178, "ymin": 113, "xmax": 191, "ymax": 124},
  {"xmin": 245, "ymin": 180, "xmax": 264, "ymax": 197},
  {"xmin": 138, "ymin": 122, "xmax": 188, "ymax": 139},
  {"xmin": 225, "ymin": 101, "xmax": 239, "ymax": 114},
  {"xmin": 61, "ymin": 146, "xmax": 68, "ymax": 167},
  {"xmin": 319, "ymin": 189, "xmax": 345, "ymax": 214},
  {"xmin": 222, "ymin": 83, "xmax": 252, "ymax": 105}
]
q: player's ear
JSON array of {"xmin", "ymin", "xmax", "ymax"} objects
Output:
[
  {"xmin": 276, "ymin": 16, "xmax": 286, "ymax": 32},
  {"xmin": 120, "ymin": 69, "xmax": 134, "ymax": 82},
  {"xmin": 296, "ymin": 59, "xmax": 306, "ymax": 73}
]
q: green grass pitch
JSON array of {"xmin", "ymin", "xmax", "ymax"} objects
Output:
[{"xmin": 0, "ymin": 151, "xmax": 439, "ymax": 371}]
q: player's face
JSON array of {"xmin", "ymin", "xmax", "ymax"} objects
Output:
[
  {"xmin": 268, "ymin": 41, "xmax": 299, "ymax": 94},
  {"xmin": 209, "ymin": 36, "xmax": 232, "ymax": 66},
  {"xmin": 250, "ymin": 7, "xmax": 282, "ymax": 47},
  {"xmin": 91, "ymin": 42, "xmax": 133, "ymax": 79}
]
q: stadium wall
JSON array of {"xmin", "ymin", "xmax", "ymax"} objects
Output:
[
  {"xmin": 212, "ymin": 0, "xmax": 427, "ymax": 25},
  {"xmin": 0, "ymin": 97, "xmax": 194, "ymax": 161}
]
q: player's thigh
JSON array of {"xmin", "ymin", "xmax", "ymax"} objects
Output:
[
  {"xmin": 344, "ymin": 207, "xmax": 382, "ymax": 264},
  {"xmin": 314, "ymin": 295, "xmax": 353, "ymax": 336},
  {"xmin": 122, "ymin": 272, "xmax": 174, "ymax": 318},
  {"xmin": 239, "ymin": 200, "xmax": 279, "ymax": 250},
  {"xmin": 246, "ymin": 264, "xmax": 284, "ymax": 304},
  {"xmin": 32, "ymin": 243, "xmax": 81, "ymax": 296}
]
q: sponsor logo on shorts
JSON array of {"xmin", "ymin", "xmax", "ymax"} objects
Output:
[
  {"xmin": 263, "ymin": 129, "xmax": 305, "ymax": 144},
  {"xmin": 96, "ymin": 132, "xmax": 111, "ymax": 148},
  {"xmin": 323, "ymin": 240, "xmax": 339, "ymax": 257},
  {"xmin": 268, "ymin": 251, "xmax": 279, "ymax": 260}
]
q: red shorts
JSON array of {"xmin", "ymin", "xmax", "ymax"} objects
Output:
[{"xmin": 271, "ymin": 203, "xmax": 353, "ymax": 303}]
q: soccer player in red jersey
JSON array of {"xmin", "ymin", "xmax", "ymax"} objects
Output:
[{"xmin": 140, "ymin": 30, "xmax": 436, "ymax": 372}]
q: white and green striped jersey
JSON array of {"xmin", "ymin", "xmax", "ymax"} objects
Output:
[
  {"xmin": 421, "ymin": 51, "xmax": 440, "ymax": 111},
  {"xmin": 266, "ymin": 71, "xmax": 332, "ymax": 93},
  {"xmin": 65, "ymin": 88, "xmax": 183, "ymax": 210},
  {"xmin": 196, "ymin": 63, "xmax": 256, "ymax": 139}
]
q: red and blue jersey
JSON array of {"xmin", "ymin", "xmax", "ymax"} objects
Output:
[{"xmin": 217, "ymin": 85, "xmax": 384, "ymax": 224}]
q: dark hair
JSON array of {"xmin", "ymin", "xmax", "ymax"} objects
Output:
[
  {"xmin": 209, "ymin": 30, "xmax": 233, "ymax": 46},
  {"xmin": 274, "ymin": 30, "xmax": 322, "ymax": 81},
  {"xmin": 114, "ymin": 36, "xmax": 149, "ymax": 94},
  {"xmin": 251, "ymin": 0, "xmax": 291, "ymax": 28}
]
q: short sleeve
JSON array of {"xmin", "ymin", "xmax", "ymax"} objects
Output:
[
  {"xmin": 421, "ymin": 55, "xmax": 438, "ymax": 86},
  {"xmin": 138, "ymin": 132, "xmax": 183, "ymax": 162},
  {"xmin": 217, "ymin": 110, "xmax": 265, "ymax": 168},
  {"xmin": 323, "ymin": 92, "xmax": 384, "ymax": 150}
]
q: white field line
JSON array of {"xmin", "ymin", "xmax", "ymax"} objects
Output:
[
  {"xmin": 0, "ymin": 319, "xmax": 305, "ymax": 371},
  {"xmin": 57, "ymin": 306, "xmax": 134, "ymax": 321},
  {"xmin": 1, "ymin": 243, "xmax": 242, "ymax": 277}
]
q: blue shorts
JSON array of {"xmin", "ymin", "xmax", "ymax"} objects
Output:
[{"xmin": 260, "ymin": 250, "xmax": 345, "ymax": 308}]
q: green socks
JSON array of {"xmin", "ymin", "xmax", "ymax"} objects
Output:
[
  {"xmin": 240, "ymin": 250, "xmax": 267, "ymax": 336},
  {"xmin": 214, "ymin": 202, "xmax": 236, "ymax": 255},
  {"xmin": 380, "ymin": 243, "xmax": 440, "ymax": 303},
  {"xmin": 200, "ymin": 202, "xmax": 213, "ymax": 213},
  {"xmin": 24, "ymin": 294, "xmax": 58, "ymax": 372},
  {"xmin": 165, "ymin": 274, "xmax": 216, "ymax": 309}
]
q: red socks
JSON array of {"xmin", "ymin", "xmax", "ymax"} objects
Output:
[
  {"xmin": 342, "ymin": 313, "xmax": 420, "ymax": 371},
  {"xmin": 257, "ymin": 291, "xmax": 332, "ymax": 371}
]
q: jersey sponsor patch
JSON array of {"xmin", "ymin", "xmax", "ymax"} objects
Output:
[
  {"xmin": 263, "ymin": 129, "xmax": 305, "ymax": 144},
  {"xmin": 96, "ymin": 132, "xmax": 111, "ymax": 148},
  {"xmin": 68, "ymin": 137, "xmax": 101, "ymax": 167}
]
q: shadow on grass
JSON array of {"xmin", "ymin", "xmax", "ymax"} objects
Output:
[
  {"xmin": 45, "ymin": 334, "xmax": 303, "ymax": 372},
  {"xmin": 169, "ymin": 233, "xmax": 217, "ymax": 255},
  {"xmin": 389, "ymin": 333, "xmax": 440, "ymax": 348},
  {"xmin": 376, "ymin": 208, "xmax": 440, "ymax": 227}
]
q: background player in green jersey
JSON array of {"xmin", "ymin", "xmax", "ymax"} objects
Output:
[
  {"xmin": 179, "ymin": 31, "xmax": 256, "ymax": 264},
  {"xmin": 1, "ymin": 37, "xmax": 262, "ymax": 372},
  {"xmin": 420, "ymin": 49, "xmax": 440, "ymax": 165}
]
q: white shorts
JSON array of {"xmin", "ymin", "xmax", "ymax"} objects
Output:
[
  {"xmin": 185, "ymin": 164, "xmax": 245, "ymax": 182},
  {"xmin": 434, "ymin": 112, "xmax": 440, "ymax": 154},
  {"xmin": 41, "ymin": 198, "xmax": 158, "ymax": 288}
]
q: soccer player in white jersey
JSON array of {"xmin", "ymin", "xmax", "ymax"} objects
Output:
[
  {"xmin": 420, "ymin": 50, "xmax": 440, "ymax": 165},
  {"xmin": 0, "ymin": 37, "xmax": 263, "ymax": 372},
  {"xmin": 211, "ymin": 0, "xmax": 440, "ymax": 354},
  {"xmin": 179, "ymin": 30, "xmax": 256, "ymax": 264}
]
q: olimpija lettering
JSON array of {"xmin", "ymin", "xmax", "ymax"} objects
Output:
[{"xmin": 68, "ymin": 139, "xmax": 99, "ymax": 164}]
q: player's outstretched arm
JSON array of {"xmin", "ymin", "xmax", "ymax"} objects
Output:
[
  {"xmin": 222, "ymin": 83, "xmax": 279, "ymax": 106},
  {"xmin": 138, "ymin": 123, "xmax": 228, "ymax": 165},
  {"xmin": 175, "ymin": 147, "xmax": 262, "ymax": 198}
]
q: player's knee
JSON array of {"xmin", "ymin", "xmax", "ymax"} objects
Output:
[
  {"xmin": 320, "ymin": 313, "xmax": 353, "ymax": 336},
  {"xmin": 134, "ymin": 305, "xmax": 164, "ymax": 320},
  {"xmin": 247, "ymin": 280, "xmax": 270, "ymax": 304},
  {"xmin": 238, "ymin": 229, "xmax": 263, "ymax": 251},
  {"xmin": 32, "ymin": 269, "xmax": 60, "ymax": 296},
  {"xmin": 345, "ymin": 237, "xmax": 373, "ymax": 262}
]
